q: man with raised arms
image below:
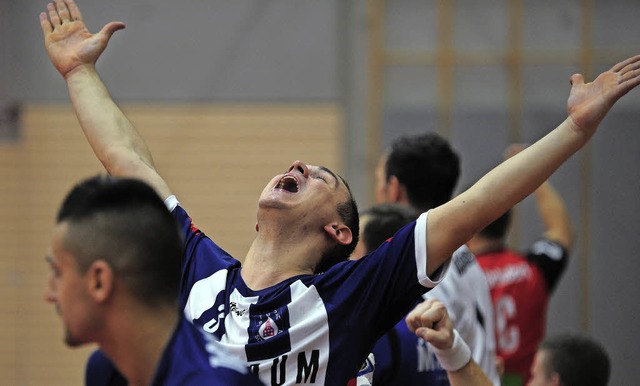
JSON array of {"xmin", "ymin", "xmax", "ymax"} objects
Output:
[{"xmin": 39, "ymin": 0, "xmax": 640, "ymax": 384}]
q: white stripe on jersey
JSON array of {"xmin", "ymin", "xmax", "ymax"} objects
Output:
[
  {"xmin": 221, "ymin": 288, "xmax": 257, "ymax": 362},
  {"xmin": 286, "ymin": 281, "xmax": 329, "ymax": 385},
  {"xmin": 184, "ymin": 269, "xmax": 228, "ymax": 321},
  {"xmin": 186, "ymin": 275, "xmax": 331, "ymax": 385},
  {"xmin": 237, "ymin": 281, "xmax": 330, "ymax": 385}
]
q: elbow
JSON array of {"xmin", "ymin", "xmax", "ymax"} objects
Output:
[{"xmin": 101, "ymin": 149, "xmax": 150, "ymax": 178}]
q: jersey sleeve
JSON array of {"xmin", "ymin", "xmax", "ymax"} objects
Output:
[
  {"xmin": 317, "ymin": 211, "xmax": 451, "ymax": 340},
  {"xmin": 413, "ymin": 212, "xmax": 450, "ymax": 287},
  {"xmin": 525, "ymin": 237, "xmax": 569, "ymax": 293},
  {"xmin": 424, "ymin": 252, "xmax": 469, "ymax": 334},
  {"xmin": 169, "ymin": 202, "xmax": 241, "ymax": 306}
]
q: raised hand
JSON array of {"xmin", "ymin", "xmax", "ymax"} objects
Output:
[
  {"xmin": 39, "ymin": 0, "xmax": 125, "ymax": 78},
  {"xmin": 407, "ymin": 298, "xmax": 476, "ymax": 376},
  {"xmin": 567, "ymin": 55, "xmax": 640, "ymax": 133},
  {"xmin": 406, "ymin": 298, "xmax": 454, "ymax": 350}
]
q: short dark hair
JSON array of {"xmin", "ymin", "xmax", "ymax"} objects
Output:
[
  {"xmin": 539, "ymin": 334, "xmax": 610, "ymax": 386},
  {"xmin": 361, "ymin": 204, "xmax": 419, "ymax": 253},
  {"xmin": 57, "ymin": 175, "xmax": 182, "ymax": 307},
  {"xmin": 385, "ymin": 133, "xmax": 460, "ymax": 212},
  {"xmin": 316, "ymin": 176, "xmax": 359, "ymax": 273},
  {"xmin": 478, "ymin": 209, "xmax": 512, "ymax": 240}
]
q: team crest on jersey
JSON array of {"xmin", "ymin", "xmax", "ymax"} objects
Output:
[
  {"xmin": 252, "ymin": 308, "xmax": 287, "ymax": 342},
  {"xmin": 258, "ymin": 317, "xmax": 279, "ymax": 339},
  {"xmin": 246, "ymin": 306, "xmax": 292, "ymax": 361}
]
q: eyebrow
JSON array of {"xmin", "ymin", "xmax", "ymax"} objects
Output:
[{"xmin": 318, "ymin": 166, "xmax": 340, "ymax": 188}]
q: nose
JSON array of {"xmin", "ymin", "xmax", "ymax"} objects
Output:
[{"xmin": 288, "ymin": 160, "xmax": 309, "ymax": 177}]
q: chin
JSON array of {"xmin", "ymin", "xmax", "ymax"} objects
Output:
[
  {"xmin": 64, "ymin": 331, "xmax": 87, "ymax": 348},
  {"xmin": 258, "ymin": 194, "xmax": 295, "ymax": 210}
]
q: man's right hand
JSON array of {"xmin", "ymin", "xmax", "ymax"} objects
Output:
[{"xmin": 39, "ymin": 0, "xmax": 125, "ymax": 79}]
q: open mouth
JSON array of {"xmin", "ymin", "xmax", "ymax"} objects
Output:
[{"xmin": 276, "ymin": 175, "xmax": 300, "ymax": 193}]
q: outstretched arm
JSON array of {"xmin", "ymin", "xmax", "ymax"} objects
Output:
[
  {"xmin": 40, "ymin": 0, "xmax": 172, "ymax": 199},
  {"xmin": 424, "ymin": 55, "xmax": 640, "ymax": 273},
  {"xmin": 406, "ymin": 299, "xmax": 493, "ymax": 386}
]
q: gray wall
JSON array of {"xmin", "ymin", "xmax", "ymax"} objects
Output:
[
  {"xmin": 5, "ymin": 0, "xmax": 340, "ymax": 102},
  {"xmin": 3, "ymin": 0, "xmax": 639, "ymax": 384}
]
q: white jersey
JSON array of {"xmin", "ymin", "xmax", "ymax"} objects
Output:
[{"xmin": 425, "ymin": 245, "xmax": 500, "ymax": 385}]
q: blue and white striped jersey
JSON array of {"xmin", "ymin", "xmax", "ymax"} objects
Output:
[{"xmin": 171, "ymin": 201, "xmax": 447, "ymax": 386}]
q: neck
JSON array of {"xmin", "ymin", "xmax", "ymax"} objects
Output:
[
  {"xmin": 242, "ymin": 221, "xmax": 326, "ymax": 290},
  {"xmin": 99, "ymin": 300, "xmax": 179, "ymax": 386}
]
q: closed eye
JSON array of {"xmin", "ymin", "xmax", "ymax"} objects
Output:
[{"xmin": 45, "ymin": 255, "xmax": 61, "ymax": 277}]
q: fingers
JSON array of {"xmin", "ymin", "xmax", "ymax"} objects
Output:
[
  {"xmin": 411, "ymin": 300, "xmax": 455, "ymax": 350},
  {"xmin": 55, "ymin": 0, "xmax": 71, "ymax": 23},
  {"xmin": 47, "ymin": 3, "xmax": 61, "ymax": 26},
  {"xmin": 99, "ymin": 22, "xmax": 127, "ymax": 41},
  {"xmin": 406, "ymin": 298, "xmax": 432, "ymax": 332},
  {"xmin": 619, "ymin": 60, "xmax": 640, "ymax": 86},
  {"xmin": 415, "ymin": 326, "xmax": 435, "ymax": 341},
  {"xmin": 561, "ymin": 55, "xmax": 639, "ymax": 87},
  {"xmin": 569, "ymin": 73, "xmax": 584, "ymax": 87},
  {"xmin": 39, "ymin": 12, "xmax": 53, "ymax": 35},
  {"xmin": 611, "ymin": 54, "xmax": 640, "ymax": 73},
  {"xmin": 608, "ymin": 55, "xmax": 640, "ymax": 98},
  {"xmin": 406, "ymin": 298, "xmax": 447, "ymax": 333},
  {"xmin": 415, "ymin": 325, "xmax": 450, "ymax": 349},
  {"xmin": 618, "ymin": 69, "xmax": 640, "ymax": 98},
  {"xmin": 65, "ymin": 0, "xmax": 83, "ymax": 22},
  {"xmin": 45, "ymin": 0, "xmax": 81, "ymax": 28}
]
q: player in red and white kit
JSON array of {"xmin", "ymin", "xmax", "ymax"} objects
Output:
[{"xmin": 468, "ymin": 145, "xmax": 574, "ymax": 386}]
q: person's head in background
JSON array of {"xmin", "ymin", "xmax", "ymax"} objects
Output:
[
  {"xmin": 527, "ymin": 334, "xmax": 610, "ymax": 386},
  {"xmin": 350, "ymin": 203, "xmax": 419, "ymax": 260},
  {"xmin": 45, "ymin": 175, "xmax": 182, "ymax": 348},
  {"xmin": 375, "ymin": 132, "xmax": 460, "ymax": 213}
]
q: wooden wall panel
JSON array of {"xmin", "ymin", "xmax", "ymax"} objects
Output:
[{"xmin": 0, "ymin": 103, "xmax": 343, "ymax": 385}]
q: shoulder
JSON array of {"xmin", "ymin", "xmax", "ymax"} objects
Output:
[
  {"xmin": 525, "ymin": 237, "xmax": 569, "ymax": 292},
  {"xmin": 180, "ymin": 370, "xmax": 264, "ymax": 386},
  {"xmin": 155, "ymin": 319, "xmax": 262, "ymax": 385},
  {"xmin": 85, "ymin": 350, "xmax": 127, "ymax": 386}
]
